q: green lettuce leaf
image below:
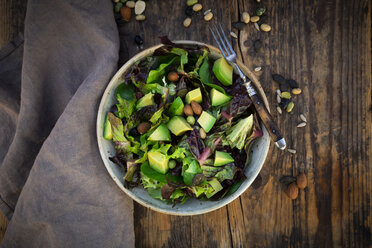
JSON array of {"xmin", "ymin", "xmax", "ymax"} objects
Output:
[
  {"xmin": 147, "ymin": 56, "xmax": 177, "ymax": 83},
  {"xmin": 225, "ymin": 114, "xmax": 254, "ymax": 150},
  {"xmin": 170, "ymin": 48, "xmax": 188, "ymax": 72},
  {"xmin": 199, "ymin": 57, "xmax": 226, "ymax": 94}
]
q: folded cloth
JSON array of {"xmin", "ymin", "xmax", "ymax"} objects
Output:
[{"xmin": 0, "ymin": 0, "xmax": 134, "ymax": 247}]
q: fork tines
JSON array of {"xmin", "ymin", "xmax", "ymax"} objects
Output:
[{"xmin": 209, "ymin": 23, "xmax": 236, "ymax": 59}]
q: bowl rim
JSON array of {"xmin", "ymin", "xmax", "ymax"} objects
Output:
[{"xmin": 96, "ymin": 40, "xmax": 270, "ymax": 216}]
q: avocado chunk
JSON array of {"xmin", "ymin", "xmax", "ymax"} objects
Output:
[
  {"xmin": 136, "ymin": 92, "xmax": 155, "ymax": 110},
  {"xmin": 205, "ymin": 178, "xmax": 223, "ymax": 198},
  {"xmin": 148, "ymin": 124, "xmax": 171, "ymax": 141},
  {"xmin": 148, "ymin": 150, "xmax": 169, "ymax": 174},
  {"xmin": 210, "ymin": 88, "xmax": 232, "ymax": 106},
  {"xmin": 185, "ymin": 88, "xmax": 202, "ymax": 104},
  {"xmin": 167, "ymin": 116, "xmax": 193, "ymax": 136},
  {"xmin": 214, "ymin": 151, "xmax": 234, "ymax": 166},
  {"xmin": 168, "ymin": 96, "xmax": 184, "ymax": 116},
  {"xmin": 103, "ymin": 113, "xmax": 113, "ymax": 140},
  {"xmin": 197, "ymin": 111, "xmax": 216, "ymax": 133},
  {"xmin": 212, "ymin": 58, "xmax": 233, "ymax": 86}
]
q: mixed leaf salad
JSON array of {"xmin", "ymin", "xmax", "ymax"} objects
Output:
[{"xmin": 104, "ymin": 37, "xmax": 263, "ymax": 205}]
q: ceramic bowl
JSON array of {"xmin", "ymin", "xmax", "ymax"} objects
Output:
[{"xmin": 97, "ymin": 41, "xmax": 270, "ymax": 215}]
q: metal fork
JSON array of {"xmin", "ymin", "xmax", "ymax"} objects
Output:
[{"xmin": 210, "ymin": 24, "xmax": 286, "ymax": 150}]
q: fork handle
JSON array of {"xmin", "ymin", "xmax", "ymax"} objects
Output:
[{"xmin": 244, "ymin": 82, "xmax": 286, "ymax": 150}]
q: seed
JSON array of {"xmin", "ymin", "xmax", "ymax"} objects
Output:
[
  {"xmin": 292, "ymin": 88, "xmax": 302, "ymax": 95},
  {"xmin": 168, "ymin": 160, "xmax": 177, "ymax": 169},
  {"xmin": 254, "ymin": 23, "xmax": 260, "ymax": 31},
  {"xmin": 251, "ymin": 16, "xmax": 260, "ymax": 23},
  {"xmin": 242, "ymin": 12, "xmax": 250, "ymax": 24},
  {"xmin": 276, "ymin": 89, "xmax": 281, "ymax": 96},
  {"xmin": 204, "ymin": 9, "xmax": 211, "ymax": 15},
  {"xmin": 287, "ymin": 148, "xmax": 297, "ymax": 154},
  {"xmin": 134, "ymin": 0, "xmax": 146, "ymax": 15},
  {"xmin": 277, "ymin": 94, "xmax": 281, "ymax": 103},
  {"xmin": 286, "ymin": 79, "xmax": 299, "ymax": 88},
  {"xmin": 183, "ymin": 17, "xmax": 192, "ymax": 28},
  {"xmin": 137, "ymin": 122, "xmax": 151, "ymax": 134},
  {"xmin": 296, "ymin": 173, "xmax": 307, "ymax": 189},
  {"xmin": 114, "ymin": 0, "xmax": 119, "ymax": 2},
  {"xmin": 183, "ymin": 104, "xmax": 193, "ymax": 116},
  {"xmin": 286, "ymin": 101, "xmax": 294, "ymax": 112},
  {"xmin": 300, "ymin": 114, "xmax": 307, "ymax": 122},
  {"xmin": 187, "ymin": 116, "xmax": 196, "ymax": 125},
  {"xmin": 135, "ymin": 14, "xmax": 146, "ymax": 21},
  {"xmin": 120, "ymin": 6, "xmax": 131, "ymax": 22},
  {"xmin": 277, "ymin": 106, "xmax": 282, "ymax": 114},
  {"xmin": 115, "ymin": 2, "xmax": 123, "ymax": 12},
  {"xmin": 134, "ymin": 35, "xmax": 143, "ymax": 45},
  {"xmin": 199, "ymin": 128, "xmax": 207, "ymax": 139},
  {"xmin": 297, "ymin": 122, "xmax": 307, "ymax": 128},
  {"xmin": 232, "ymin": 22, "xmax": 246, "ymax": 30},
  {"xmin": 193, "ymin": 3, "xmax": 202, "ymax": 12},
  {"xmin": 281, "ymin": 91, "xmax": 291, "ymax": 99},
  {"xmin": 260, "ymin": 24, "xmax": 271, "ymax": 32},
  {"xmin": 254, "ymin": 66, "xmax": 262, "ymax": 72},
  {"xmin": 191, "ymin": 101, "xmax": 202, "ymax": 115},
  {"xmin": 256, "ymin": 6, "xmax": 266, "ymax": 16},
  {"xmin": 285, "ymin": 182, "xmax": 299, "ymax": 199},
  {"xmin": 167, "ymin": 72, "xmax": 179, "ymax": 82},
  {"xmin": 185, "ymin": 6, "xmax": 193, "ymax": 16},
  {"xmin": 204, "ymin": 12, "xmax": 213, "ymax": 21},
  {"xmin": 272, "ymin": 74, "xmax": 286, "ymax": 84},
  {"xmin": 187, "ymin": 0, "xmax": 198, "ymax": 6},
  {"xmin": 126, "ymin": 1, "xmax": 135, "ymax": 8},
  {"xmin": 257, "ymin": 0, "xmax": 261, "ymax": 2},
  {"xmin": 230, "ymin": 32, "xmax": 238, "ymax": 39}
]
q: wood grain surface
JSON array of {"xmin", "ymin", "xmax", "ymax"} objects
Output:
[{"xmin": 1, "ymin": 0, "xmax": 371, "ymax": 247}]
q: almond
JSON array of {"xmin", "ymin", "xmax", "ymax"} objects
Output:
[
  {"xmin": 137, "ymin": 122, "xmax": 151, "ymax": 134},
  {"xmin": 296, "ymin": 173, "xmax": 307, "ymax": 189},
  {"xmin": 183, "ymin": 104, "xmax": 193, "ymax": 116},
  {"xmin": 191, "ymin": 101, "xmax": 202, "ymax": 115},
  {"xmin": 167, "ymin": 72, "xmax": 179, "ymax": 82},
  {"xmin": 285, "ymin": 182, "xmax": 298, "ymax": 199},
  {"xmin": 120, "ymin": 6, "xmax": 131, "ymax": 22}
]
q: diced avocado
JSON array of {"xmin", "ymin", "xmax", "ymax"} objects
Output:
[
  {"xmin": 136, "ymin": 92, "xmax": 154, "ymax": 109},
  {"xmin": 148, "ymin": 124, "xmax": 171, "ymax": 142},
  {"xmin": 212, "ymin": 58, "xmax": 233, "ymax": 86},
  {"xmin": 197, "ymin": 111, "xmax": 216, "ymax": 133},
  {"xmin": 205, "ymin": 178, "xmax": 223, "ymax": 198},
  {"xmin": 148, "ymin": 150, "xmax": 169, "ymax": 174},
  {"xmin": 103, "ymin": 113, "xmax": 113, "ymax": 140},
  {"xmin": 210, "ymin": 88, "xmax": 232, "ymax": 106},
  {"xmin": 167, "ymin": 116, "xmax": 193, "ymax": 136},
  {"xmin": 168, "ymin": 96, "xmax": 184, "ymax": 116},
  {"xmin": 214, "ymin": 151, "xmax": 234, "ymax": 166},
  {"xmin": 185, "ymin": 88, "xmax": 202, "ymax": 104}
]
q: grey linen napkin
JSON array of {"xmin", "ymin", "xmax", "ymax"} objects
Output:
[{"xmin": 0, "ymin": 0, "xmax": 134, "ymax": 247}]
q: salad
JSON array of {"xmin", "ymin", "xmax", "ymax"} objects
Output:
[{"xmin": 103, "ymin": 37, "xmax": 263, "ymax": 205}]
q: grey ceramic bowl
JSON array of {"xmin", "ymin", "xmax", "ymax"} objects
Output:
[{"xmin": 97, "ymin": 41, "xmax": 270, "ymax": 216}]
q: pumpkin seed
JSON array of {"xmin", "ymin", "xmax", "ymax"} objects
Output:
[
  {"xmin": 292, "ymin": 88, "xmax": 302, "ymax": 95},
  {"xmin": 254, "ymin": 66, "xmax": 262, "ymax": 72},
  {"xmin": 232, "ymin": 22, "xmax": 246, "ymax": 30},
  {"xmin": 183, "ymin": 17, "xmax": 192, "ymax": 27},
  {"xmin": 286, "ymin": 101, "xmax": 294, "ymax": 112},
  {"xmin": 281, "ymin": 91, "xmax": 291, "ymax": 99},
  {"xmin": 272, "ymin": 74, "xmax": 286, "ymax": 84},
  {"xmin": 297, "ymin": 122, "xmax": 307, "ymax": 128},
  {"xmin": 251, "ymin": 16, "xmax": 260, "ymax": 23},
  {"xmin": 256, "ymin": 6, "xmax": 266, "ymax": 16},
  {"xmin": 192, "ymin": 3, "xmax": 202, "ymax": 12},
  {"xmin": 300, "ymin": 114, "xmax": 307, "ymax": 122},
  {"xmin": 204, "ymin": 12, "xmax": 213, "ymax": 21},
  {"xmin": 287, "ymin": 149, "xmax": 297, "ymax": 154},
  {"xmin": 242, "ymin": 12, "xmax": 250, "ymax": 24},
  {"xmin": 286, "ymin": 79, "xmax": 299, "ymax": 88},
  {"xmin": 230, "ymin": 31, "xmax": 238, "ymax": 39},
  {"xmin": 277, "ymin": 106, "xmax": 282, "ymax": 114},
  {"xmin": 260, "ymin": 23, "xmax": 271, "ymax": 32},
  {"xmin": 254, "ymin": 22, "xmax": 260, "ymax": 31},
  {"xmin": 187, "ymin": 0, "xmax": 198, "ymax": 6},
  {"xmin": 134, "ymin": 0, "xmax": 146, "ymax": 15}
]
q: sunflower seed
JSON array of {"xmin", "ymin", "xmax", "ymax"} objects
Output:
[
  {"xmin": 300, "ymin": 114, "xmax": 307, "ymax": 122},
  {"xmin": 254, "ymin": 66, "xmax": 262, "ymax": 72},
  {"xmin": 277, "ymin": 106, "xmax": 282, "ymax": 114},
  {"xmin": 230, "ymin": 31, "xmax": 238, "ymax": 39},
  {"xmin": 277, "ymin": 94, "xmax": 281, "ymax": 103},
  {"xmin": 297, "ymin": 122, "xmax": 307, "ymax": 128},
  {"xmin": 254, "ymin": 22, "xmax": 260, "ymax": 31},
  {"xmin": 287, "ymin": 149, "xmax": 297, "ymax": 154},
  {"xmin": 204, "ymin": 9, "xmax": 211, "ymax": 16},
  {"xmin": 276, "ymin": 89, "xmax": 281, "ymax": 96}
]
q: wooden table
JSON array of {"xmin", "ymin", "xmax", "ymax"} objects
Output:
[{"xmin": 1, "ymin": 0, "xmax": 371, "ymax": 247}]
